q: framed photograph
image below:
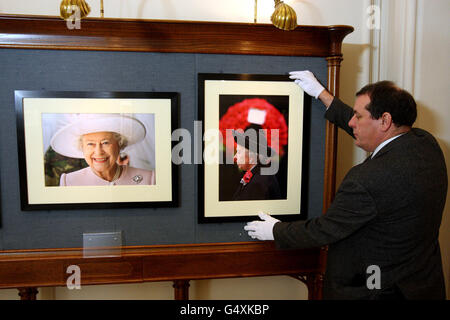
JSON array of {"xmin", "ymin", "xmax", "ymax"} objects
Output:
[
  {"xmin": 0, "ymin": 171, "xmax": 2, "ymax": 228},
  {"xmin": 198, "ymin": 73, "xmax": 308, "ymax": 222},
  {"xmin": 15, "ymin": 91, "xmax": 178, "ymax": 210}
]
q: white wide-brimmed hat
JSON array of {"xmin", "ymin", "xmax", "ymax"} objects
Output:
[{"xmin": 50, "ymin": 113, "xmax": 146, "ymax": 159}]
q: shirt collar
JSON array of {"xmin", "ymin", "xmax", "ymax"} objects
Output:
[{"xmin": 371, "ymin": 133, "xmax": 406, "ymax": 159}]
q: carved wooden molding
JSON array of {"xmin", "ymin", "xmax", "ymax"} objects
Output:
[{"xmin": 0, "ymin": 14, "xmax": 353, "ymax": 57}]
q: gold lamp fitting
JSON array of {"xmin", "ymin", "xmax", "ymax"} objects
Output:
[
  {"xmin": 60, "ymin": 0, "xmax": 91, "ymax": 20},
  {"xmin": 271, "ymin": 0, "xmax": 297, "ymax": 31}
]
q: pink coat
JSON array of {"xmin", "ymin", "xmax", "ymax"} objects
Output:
[{"xmin": 60, "ymin": 166, "xmax": 156, "ymax": 186}]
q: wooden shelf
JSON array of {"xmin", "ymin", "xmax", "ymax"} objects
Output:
[{"xmin": 0, "ymin": 14, "xmax": 353, "ymax": 56}]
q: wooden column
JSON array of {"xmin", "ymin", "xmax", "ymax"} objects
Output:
[
  {"xmin": 291, "ymin": 274, "xmax": 321, "ymax": 300},
  {"xmin": 306, "ymin": 273, "xmax": 322, "ymax": 300},
  {"xmin": 311, "ymin": 26, "xmax": 352, "ymax": 300},
  {"xmin": 18, "ymin": 287, "xmax": 38, "ymax": 300},
  {"xmin": 173, "ymin": 280, "xmax": 190, "ymax": 300},
  {"xmin": 323, "ymin": 27, "xmax": 352, "ymax": 208},
  {"xmin": 316, "ymin": 55, "xmax": 345, "ymax": 300},
  {"xmin": 324, "ymin": 55, "xmax": 343, "ymax": 210}
]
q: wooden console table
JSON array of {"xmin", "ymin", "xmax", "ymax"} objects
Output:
[{"xmin": 0, "ymin": 242, "xmax": 320, "ymax": 300}]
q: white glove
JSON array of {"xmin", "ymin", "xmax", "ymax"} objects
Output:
[
  {"xmin": 244, "ymin": 212, "xmax": 280, "ymax": 241},
  {"xmin": 289, "ymin": 70, "xmax": 325, "ymax": 99}
]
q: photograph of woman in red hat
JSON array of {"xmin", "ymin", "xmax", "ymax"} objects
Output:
[{"xmin": 218, "ymin": 95, "xmax": 289, "ymax": 201}]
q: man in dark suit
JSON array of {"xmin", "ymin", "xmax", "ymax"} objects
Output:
[
  {"xmin": 231, "ymin": 125, "xmax": 282, "ymax": 201},
  {"xmin": 244, "ymin": 71, "xmax": 447, "ymax": 299}
]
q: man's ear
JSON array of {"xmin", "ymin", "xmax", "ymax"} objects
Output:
[{"xmin": 380, "ymin": 112, "xmax": 393, "ymax": 131}]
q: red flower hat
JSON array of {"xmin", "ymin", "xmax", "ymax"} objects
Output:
[{"xmin": 219, "ymin": 98, "xmax": 288, "ymax": 157}]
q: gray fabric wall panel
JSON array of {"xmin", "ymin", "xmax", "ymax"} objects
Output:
[{"xmin": 0, "ymin": 49, "xmax": 327, "ymax": 250}]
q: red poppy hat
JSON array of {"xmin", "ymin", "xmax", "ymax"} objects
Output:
[{"xmin": 219, "ymin": 98, "xmax": 288, "ymax": 156}]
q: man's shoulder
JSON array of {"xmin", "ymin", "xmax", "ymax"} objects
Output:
[
  {"xmin": 409, "ymin": 127, "xmax": 440, "ymax": 144},
  {"xmin": 345, "ymin": 127, "xmax": 446, "ymax": 187},
  {"xmin": 394, "ymin": 127, "xmax": 443, "ymax": 156}
]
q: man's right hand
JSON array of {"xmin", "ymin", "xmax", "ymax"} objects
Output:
[
  {"xmin": 289, "ymin": 70, "xmax": 325, "ymax": 99},
  {"xmin": 289, "ymin": 70, "xmax": 334, "ymax": 108}
]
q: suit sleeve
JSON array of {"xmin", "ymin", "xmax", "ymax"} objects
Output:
[
  {"xmin": 273, "ymin": 177, "xmax": 378, "ymax": 249},
  {"xmin": 325, "ymin": 97, "xmax": 355, "ymax": 138}
]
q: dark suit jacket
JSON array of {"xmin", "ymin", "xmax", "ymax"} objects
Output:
[
  {"xmin": 273, "ymin": 98, "xmax": 447, "ymax": 299},
  {"xmin": 232, "ymin": 165, "xmax": 282, "ymax": 201}
]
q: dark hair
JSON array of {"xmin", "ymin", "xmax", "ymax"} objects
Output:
[{"xmin": 356, "ymin": 80, "xmax": 417, "ymax": 127}]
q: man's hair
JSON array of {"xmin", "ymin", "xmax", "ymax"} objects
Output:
[{"xmin": 356, "ymin": 80, "xmax": 417, "ymax": 127}]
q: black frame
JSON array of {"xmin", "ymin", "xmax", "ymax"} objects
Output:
[
  {"xmin": 0, "ymin": 169, "xmax": 2, "ymax": 228},
  {"xmin": 198, "ymin": 73, "xmax": 310, "ymax": 223},
  {"xmin": 15, "ymin": 90, "xmax": 179, "ymax": 211}
]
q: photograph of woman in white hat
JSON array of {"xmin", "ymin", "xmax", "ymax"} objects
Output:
[{"xmin": 45, "ymin": 113, "xmax": 156, "ymax": 186}]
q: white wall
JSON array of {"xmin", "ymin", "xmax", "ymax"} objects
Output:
[
  {"xmin": 0, "ymin": 0, "xmax": 448, "ymax": 300},
  {"xmin": 414, "ymin": 0, "xmax": 450, "ymax": 299},
  {"xmin": 370, "ymin": 0, "xmax": 450, "ymax": 298}
]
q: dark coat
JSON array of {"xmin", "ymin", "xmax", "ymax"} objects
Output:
[
  {"xmin": 273, "ymin": 98, "xmax": 447, "ymax": 299},
  {"xmin": 232, "ymin": 165, "xmax": 282, "ymax": 201}
]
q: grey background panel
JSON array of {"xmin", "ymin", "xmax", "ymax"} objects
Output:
[{"xmin": 0, "ymin": 49, "xmax": 327, "ymax": 250}]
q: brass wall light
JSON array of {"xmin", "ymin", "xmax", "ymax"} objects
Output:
[
  {"xmin": 271, "ymin": 0, "xmax": 297, "ymax": 30},
  {"xmin": 254, "ymin": 0, "xmax": 298, "ymax": 31},
  {"xmin": 60, "ymin": 0, "xmax": 91, "ymax": 20},
  {"xmin": 59, "ymin": 1, "xmax": 296, "ymax": 31},
  {"xmin": 60, "ymin": 0, "xmax": 104, "ymax": 20}
]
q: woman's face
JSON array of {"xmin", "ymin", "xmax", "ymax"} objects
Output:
[
  {"xmin": 234, "ymin": 144, "xmax": 255, "ymax": 172},
  {"xmin": 81, "ymin": 131, "xmax": 120, "ymax": 175}
]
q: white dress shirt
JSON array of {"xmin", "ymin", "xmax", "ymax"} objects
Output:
[{"xmin": 371, "ymin": 133, "xmax": 407, "ymax": 159}]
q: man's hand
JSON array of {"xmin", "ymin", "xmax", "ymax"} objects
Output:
[
  {"xmin": 289, "ymin": 70, "xmax": 325, "ymax": 99},
  {"xmin": 244, "ymin": 212, "xmax": 280, "ymax": 241}
]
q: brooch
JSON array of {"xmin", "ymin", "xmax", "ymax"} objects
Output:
[{"xmin": 132, "ymin": 175, "xmax": 143, "ymax": 184}]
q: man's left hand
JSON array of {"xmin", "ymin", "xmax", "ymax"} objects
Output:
[{"xmin": 244, "ymin": 212, "xmax": 280, "ymax": 241}]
